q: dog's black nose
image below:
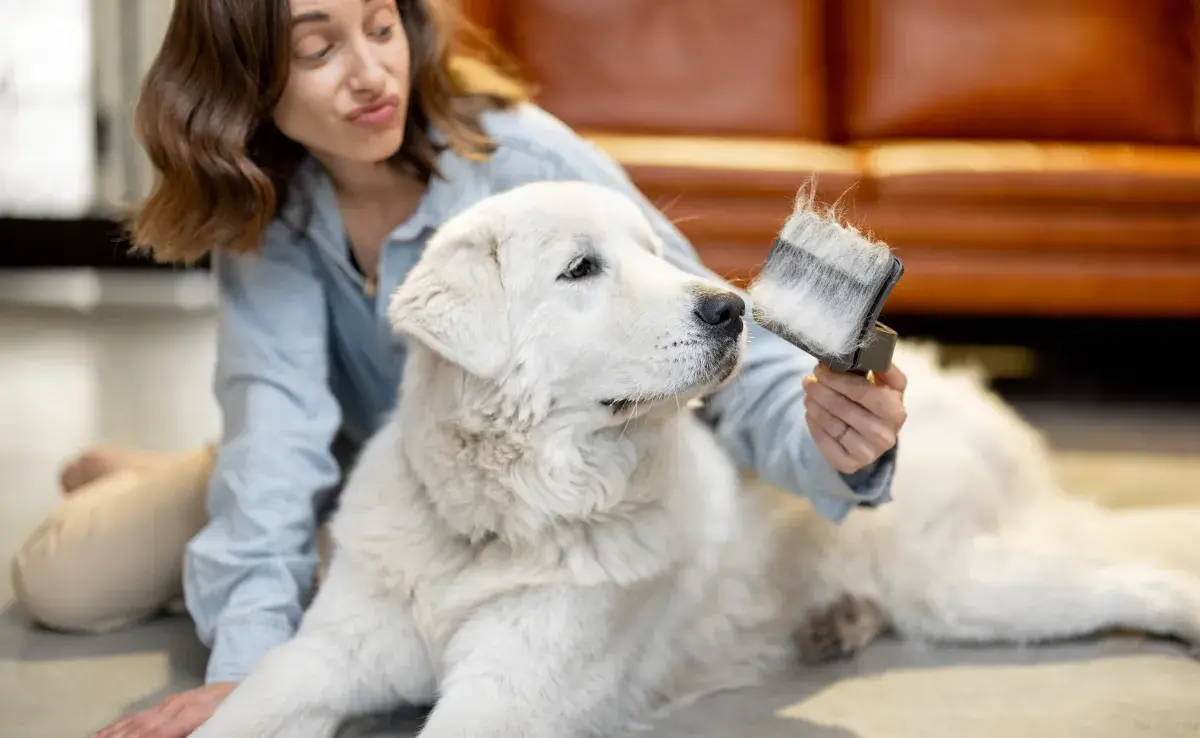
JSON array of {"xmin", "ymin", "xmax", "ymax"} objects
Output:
[{"xmin": 694, "ymin": 291, "xmax": 746, "ymax": 337}]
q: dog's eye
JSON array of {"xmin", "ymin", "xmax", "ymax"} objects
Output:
[{"xmin": 560, "ymin": 255, "xmax": 600, "ymax": 281}]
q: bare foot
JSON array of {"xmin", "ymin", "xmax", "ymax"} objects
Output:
[{"xmin": 59, "ymin": 445, "xmax": 176, "ymax": 493}]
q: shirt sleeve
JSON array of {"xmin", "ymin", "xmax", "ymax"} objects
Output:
[
  {"xmin": 183, "ymin": 226, "xmax": 344, "ymax": 683},
  {"xmin": 510, "ymin": 112, "xmax": 895, "ymax": 521}
]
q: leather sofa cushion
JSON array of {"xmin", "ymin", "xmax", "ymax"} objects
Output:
[
  {"xmin": 867, "ymin": 141, "xmax": 1200, "ymax": 207},
  {"xmin": 830, "ymin": 0, "xmax": 1198, "ymax": 144},
  {"xmin": 860, "ymin": 202, "xmax": 1200, "ymax": 256},
  {"xmin": 880, "ymin": 249, "xmax": 1200, "ymax": 315},
  {"xmin": 585, "ymin": 132, "xmax": 869, "ymax": 246},
  {"xmin": 586, "ymin": 132, "xmax": 864, "ymax": 192},
  {"xmin": 506, "ymin": 0, "xmax": 828, "ymax": 138},
  {"xmin": 587, "ymin": 133, "xmax": 1200, "ymax": 258}
]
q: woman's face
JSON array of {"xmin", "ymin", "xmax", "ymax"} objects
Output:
[{"xmin": 273, "ymin": 0, "xmax": 412, "ymax": 165}]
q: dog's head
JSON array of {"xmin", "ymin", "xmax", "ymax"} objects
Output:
[{"xmin": 388, "ymin": 180, "xmax": 746, "ymax": 424}]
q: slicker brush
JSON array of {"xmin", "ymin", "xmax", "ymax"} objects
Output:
[{"xmin": 748, "ymin": 187, "xmax": 904, "ymax": 376}]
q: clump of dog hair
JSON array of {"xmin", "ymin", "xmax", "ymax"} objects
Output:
[{"xmin": 748, "ymin": 184, "xmax": 897, "ymax": 359}]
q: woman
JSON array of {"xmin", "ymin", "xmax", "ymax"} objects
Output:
[{"xmin": 11, "ymin": 1, "xmax": 908, "ymax": 735}]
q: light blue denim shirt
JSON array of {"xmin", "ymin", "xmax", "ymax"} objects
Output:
[{"xmin": 186, "ymin": 102, "xmax": 896, "ymax": 684}]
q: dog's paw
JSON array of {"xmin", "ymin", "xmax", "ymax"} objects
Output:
[
  {"xmin": 792, "ymin": 609, "xmax": 843, "ymax": 664},
  {"xmin": 792, "ymin": 594, "xmax": 888, "ymax": 665}
]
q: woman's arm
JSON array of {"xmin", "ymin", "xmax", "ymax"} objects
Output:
[
  {"xmin": 184, "ymin": 225, "xmax": 344, "ymax": 684},
  {"xmin": 498, "ymin": 108, "xmax": 896, "ymax": 522}
]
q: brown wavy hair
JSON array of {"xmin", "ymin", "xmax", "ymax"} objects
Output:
[{"xmin": 129, "ymin": 0, "xmax": 529, "ymax": 264}]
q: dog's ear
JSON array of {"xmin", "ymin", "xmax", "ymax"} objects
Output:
[{"xmin": 387, "ymin": 233, "xmax": 510, "ymax": 379}]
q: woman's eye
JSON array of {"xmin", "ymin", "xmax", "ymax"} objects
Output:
[
  {"xmin": 367, "ymin": 7, "xmax": 400, "ymax": 39},
  {"xmin": 561, "ymin": 256, "xmax": 599, "ymax": 281},
  {"xmin": 295, "ymin": 37, "xmax": 333, "ymax": 61}
]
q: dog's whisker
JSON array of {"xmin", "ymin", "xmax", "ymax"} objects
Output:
[
  {"xmin": 655, "ymin": 193, "xmax": 684, "ymax": 218},
  {"xmin": 618, "ymin": 416, "xmax": 631, "ymax": 441}
]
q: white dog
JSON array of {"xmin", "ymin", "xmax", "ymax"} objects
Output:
[{"xmin": 191, "ymin": 180, "xmax": 1200, "ymax": 738}]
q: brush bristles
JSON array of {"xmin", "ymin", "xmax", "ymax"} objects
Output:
[{"xmin": 748, "ymin": 189, "xmax": 897, "ymax": 359}]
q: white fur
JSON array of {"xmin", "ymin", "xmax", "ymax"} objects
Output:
[
  {"xmin": 191, "ymin": 181, "xmax": 1200, "ymax": 738},
  {"xmin": 748, "ymin": 189, "xmax": 897, "ymax": 359}
]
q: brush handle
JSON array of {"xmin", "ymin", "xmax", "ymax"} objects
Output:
[{"xmin": 846, "ymin": 322, "xmax": 898, "ymax": 377}]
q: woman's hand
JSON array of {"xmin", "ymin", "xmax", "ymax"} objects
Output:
[
  {"xmin": 803, "ymin": 362, "xmax": 908, "ymax": 475},
  {"xmin": 93, "ymin": 682, "xmax": 237, "ymax": 738}
]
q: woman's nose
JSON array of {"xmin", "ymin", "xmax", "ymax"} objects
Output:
[{"xmin": 347, "ymin": 44, "xmax": 389, "ymax": 90}]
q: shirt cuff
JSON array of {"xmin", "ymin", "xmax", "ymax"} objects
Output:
[
  {"xmin": 801, "ymin": 432, "xmax": 898, "ymax": 523},
  {"xmin": 204, "ymin": 614, "xmax": 295, "ymax": 684}
]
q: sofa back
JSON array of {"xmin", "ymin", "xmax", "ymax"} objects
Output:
[{"xmin": 461, "ymin": 0, "xmax": 1199, "ymax": 144}]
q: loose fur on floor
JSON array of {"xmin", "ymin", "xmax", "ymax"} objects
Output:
[{"xmin": 190, "ymin": 181, "xmax": 1200, "ymax": 738}]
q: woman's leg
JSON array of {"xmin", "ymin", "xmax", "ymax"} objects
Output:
[
  {"xmin": 10, "ymin": 443, "xmax": 216, "ymax": 633},
  {"xmin": 57, "ymin": 445, "xmax": 193, "ymax": 495}
]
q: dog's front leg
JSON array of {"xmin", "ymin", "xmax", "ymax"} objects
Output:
[
  {"xmin": 190, "ymin": 557, "xmax": 436, "ymax": 738},
  {"xmin": 417, "ymin": 585, "xmax": 629, "ymax": 738}
]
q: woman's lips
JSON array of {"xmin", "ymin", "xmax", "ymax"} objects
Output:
[{"xmin": 347, "ymin": 95, "xmax": 400, "ymax": 127}]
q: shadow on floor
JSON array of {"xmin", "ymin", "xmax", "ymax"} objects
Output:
[{"xmin": 1, "ymin": 600, "xmax": 207, "ymax": 672}]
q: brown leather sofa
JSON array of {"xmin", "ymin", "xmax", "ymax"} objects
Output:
[{"xmin": 459, "ymin": 0, "xmax": 1200, "ymax": 317}]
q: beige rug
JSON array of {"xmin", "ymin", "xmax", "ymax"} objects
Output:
[
  {"xmin": 776, "ymin": 653, "xmax": 1200, "ymax": 738},
  {"xmin": 1053, "ymin": 451, "xmax": 1200, "ymax": 509}
]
